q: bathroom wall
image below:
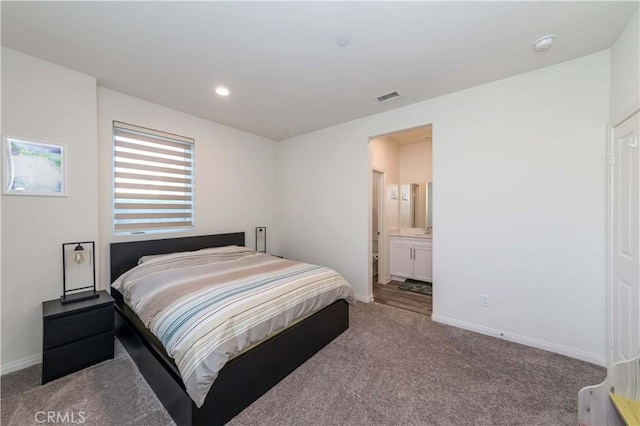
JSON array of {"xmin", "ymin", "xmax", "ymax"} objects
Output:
[{"xmin": 399, "ymin": 141, "xmax": 433, "ymax": 184}]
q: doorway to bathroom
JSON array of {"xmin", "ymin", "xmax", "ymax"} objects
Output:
[{"xmin": 369, "ymin": 124, "xmax": 433, "ymax": 316}]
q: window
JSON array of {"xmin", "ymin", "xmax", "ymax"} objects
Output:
[{"xmin": 113, "ymin": 121, "xmax": 194, "ymax": 235}]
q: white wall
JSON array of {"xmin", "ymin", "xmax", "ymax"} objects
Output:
[
  {"xmin": 97, "ymin": 88, "xmax": 279, "ymax": 287},
  {"xmin": 399, "ymin": 141, "xmax": 433, "ymax": 184},
  {"xmin": 371, "ymin": 137, "xmax": 400, "ymax": 286},
  {"xmin": 610, "ymin": 10, "xmax": 639, "ymax": 123},
  {"xmin": 0, "ymin": 54, "xmax": 279, "ymax": 374},
  {"xmin": 1, "ymin": 48, "xmax": 99, "ymax": 372},
  {"xmin": 277, "ymin": 51, "xmax": 610, "ymax": 365},
  {"xmin": 0, "ymin": 44, "xmax": 616, "ymax": 373}
]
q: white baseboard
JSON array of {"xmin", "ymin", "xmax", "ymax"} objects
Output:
[
  {"xmin": 1, "ymin": 353, "xmax": 41, "ymax": 376},
  {"xmin": 431, "ymin": 314, "xmax": 606, "ymax": 366},
  {"xmin": 354, "ymin": 293, "xmax": 374, "ymax": 303}
]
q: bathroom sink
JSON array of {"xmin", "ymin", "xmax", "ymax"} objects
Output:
[{"xmin": 400, "ymin": 228, "xmax": 428, "ymax": 235}]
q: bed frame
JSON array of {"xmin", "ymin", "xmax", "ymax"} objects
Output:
[{"xmin": 110, "ymin": 232, "xmax": 349, "ymax": 426}]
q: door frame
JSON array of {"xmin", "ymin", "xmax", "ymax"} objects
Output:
[
  {"xmin": 606, "ymin": 106, "xmax": 640, "ymax": 366},
  {"xmin": 373, "ymin": 168, "xmax": 386, "ymax": 285}
]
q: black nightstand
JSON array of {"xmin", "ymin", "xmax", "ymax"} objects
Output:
[{"xmin": 42, "ymin": 290, "xmax": 114, "ymax": 384}]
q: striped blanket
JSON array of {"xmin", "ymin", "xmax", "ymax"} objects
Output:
[{"xmin": 111, "ymin": 245, "xmax": 355, "ymax": 407}]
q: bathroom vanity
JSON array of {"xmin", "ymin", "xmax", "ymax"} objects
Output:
[{"xmin": 390, "ymin": 233, "xmax": 432, "ymax": 282}]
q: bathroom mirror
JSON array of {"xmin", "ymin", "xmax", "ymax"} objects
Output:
[{"xmin": 400, "ymin": 182, "xmax": 432, "ymax": 228}]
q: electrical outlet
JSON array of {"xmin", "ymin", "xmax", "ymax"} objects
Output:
[{"xmin": 480, "ymin": 294, "xmax": 489, "ymax": 307}]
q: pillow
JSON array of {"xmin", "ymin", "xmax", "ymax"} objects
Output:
[
  {"xmin": 137, "ymin": 245, "xmax": 250, "ymax": 265},
  {"xmin": 138, "ymin": 253, "xmax": 168, "ymax": 265}
]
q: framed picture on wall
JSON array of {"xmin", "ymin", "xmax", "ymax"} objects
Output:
[{"xmin": 2, "ymin": 136, "xmax": 67, "ymax": 196}]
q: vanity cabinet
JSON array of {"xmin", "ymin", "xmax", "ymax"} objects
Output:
[{"xmin": 390, "ymin": 236, "xmax": 432, "ymax": 282}]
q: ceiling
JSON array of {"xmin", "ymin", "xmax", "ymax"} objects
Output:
[
  {"xmin": 379, "ymin": 125, "xmax": 433, "ymax": 146},
  {"xmin": 2, "ymin": 2, "xmax": 637, "ymax": 141}
]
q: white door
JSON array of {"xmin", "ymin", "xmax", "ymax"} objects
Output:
[
  {"xmin": 413, "ymin": 244, "xmax": 433, "ymax": 282},
  {"xmin": 610, "ymin": 111, "xmax": 640, "ymax": 364}
]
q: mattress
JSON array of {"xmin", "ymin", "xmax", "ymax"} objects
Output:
[{"xmin": 111, "ymin": 245, "xmax": 355, "ymax": 407}]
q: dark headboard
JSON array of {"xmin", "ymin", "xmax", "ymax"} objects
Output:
[{"xmin": 110, "ymin": 232, "xmax": 245, "ymax": 283}]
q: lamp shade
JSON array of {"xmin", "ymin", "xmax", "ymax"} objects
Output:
[
  {"xmin": 61, "ymin": 241, "xmax": 98, "ymax": 304},
  {"xmin": 256, "ymin": 227, "xmax": 266, "ymax": 253}
]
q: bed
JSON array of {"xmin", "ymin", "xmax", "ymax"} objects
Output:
[{"xmin": 110, "ymin": 232, "xmax": 353, "ymax": 426}]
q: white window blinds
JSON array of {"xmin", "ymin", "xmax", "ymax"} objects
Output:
[{"xmin": 113, "ymin": 121, "xmax": 194, "ymax": 234}]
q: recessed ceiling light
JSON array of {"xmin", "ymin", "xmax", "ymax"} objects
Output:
[
  {"xmin": 533, "ymin": 34, "xmax": 556, "ymax": 52},
  {"xmin": 215, "ymin": 86, "xmax": 230, "ymax": 96},
  {"xmin": 336, "ymin": 36, "xmax": 350, "ymax": 47}
]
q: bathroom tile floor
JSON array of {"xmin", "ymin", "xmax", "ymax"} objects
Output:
[{"xmin": 372, "ymin": 280, "xmax": 432, "ymax": 316}]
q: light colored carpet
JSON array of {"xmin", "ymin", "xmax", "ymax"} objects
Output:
[
  {"xmin": 0, "ymin": 339, "xmax": 174, "ymax": 426},
  {"xmin": 1, "ymin": 302, "xmax": 605, "ymax": 425}
]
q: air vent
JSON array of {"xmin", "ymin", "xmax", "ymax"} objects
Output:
[{"xmin": 376, "ymin": 91, "xmax": 401, "ymax": 103}]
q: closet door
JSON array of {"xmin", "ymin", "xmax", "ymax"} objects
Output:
[{"xmin": 611, "ymin": 111, "xmax": 639, "ymax": 364}]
